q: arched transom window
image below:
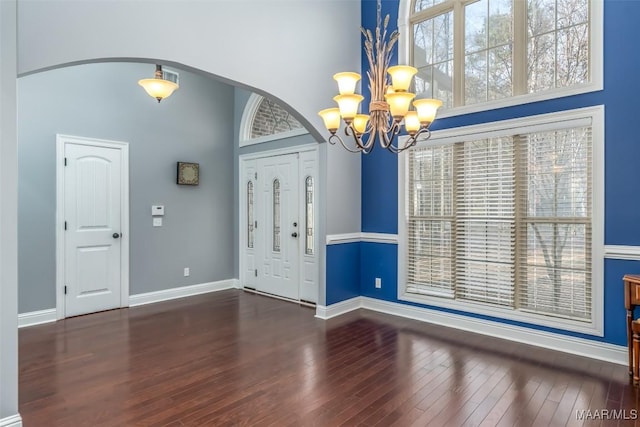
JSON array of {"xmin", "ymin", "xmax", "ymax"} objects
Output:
[{"xmin": 240, "ymin": 94, "xmax": 308, "ymax": 147}]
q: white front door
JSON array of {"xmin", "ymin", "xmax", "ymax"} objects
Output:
[
  {"xmin": 256, "ymin": 154, "xmax": 300, "ymax": 300},
  {"xmin": 61, "ymin": 138, "xmax": 127, "ymax": 317}
]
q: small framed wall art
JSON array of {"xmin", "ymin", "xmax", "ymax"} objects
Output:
[{"xmin": 176, "ymin": 162, "xmax": 199, "ymax": 185}]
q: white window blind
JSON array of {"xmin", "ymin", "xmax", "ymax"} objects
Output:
[
  {"xmin": 456, "ymin": 137, "xmax": 515, "ymax": 307},
  {"xmin": 518, "ymin": 127, "xmax": 592, "ymax": 320},
  {"xmin": 407, "ymin": 145, "xmax": 455, "ymax": 297},
  {"xmin": 406, "ymin": 121, "xmax": 592, "ymax": 323}
]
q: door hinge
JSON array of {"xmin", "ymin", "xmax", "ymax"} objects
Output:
[
  {"xmin": 64, "ymin": 157, "xmax": 67, "ymax": 166},
  {"xmin": 64, "ymin": 285, "xmax": 67, "ymax": 295},
  {"xmin": 255, "ymin": 220, "xmax": 258, "ymax": 229},
  {"xmin": 255, "ymin": 172, "xmax": 257, "ymax": 180},
  {"xmin": 64, "ymin": 221, "xmax": 67, "ymax": 230},
  {"xmin": 254, "ymin": 269, "xmax": 258, "ymax": 277}
]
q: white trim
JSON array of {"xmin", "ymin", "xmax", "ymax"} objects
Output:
[
  {"xmin": 397, "ymin": 0, "xmax": 603, "ymax": 120},
  {"xmin": 361, "ymin": 232, "xmax": 398, "ymax": 244},
  {"xmin": 232, "ymin": 278, "xmax": 242, "ymax": 289},
  {"xmin": 398, "ymin": 106, "xmax": 605, "ymax": 337},
  {"xmin": 18, "ymin": 309, "xmax": 56, "ymax": 328},
  {"xmin": 239, "ymin": 93, "xmax": 262, "ymax": 143},
  {"xmin": 129, "ymin": 279, "xmax": 236, "ymax": 307},
  {"xmin": 238, "ymin": 143, "xmax": 317, "ymax": 161},
  {"xmin": 604, "ymin": 245, "xmax": 640, "ymax": 261},
  {"xmin": 239, "ymin": 93, "xmax": 309, "ymax": 147},
  {"xmin": 326, "ymin": 232, "xmax": 399, "ymax": 245},
  {"xmin": 413, "ymin": 105, "xmax": 599, "ymax": 148},
  {"xmin": 315, "ymin": 297, "xmax": 362, "ymax": 319},
  {"xmin": 0, "ymin": 414, "xmax": 22, "ymax": 427},
  {"xmin": 360, "ymin": 297, "xmax": 625, "ymax": 366},
  {"xmin": 241, "ymin": 129, "xmax": 309, "ymax": 147},
  {"xmin": 326, "ymin": 233, "xmax": 362, "ymax": 245},
  {"xmin": 56, "ymin": 134, "xmax": 130, "ymax": 320}
]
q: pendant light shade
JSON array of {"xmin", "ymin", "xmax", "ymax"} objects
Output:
[{"xmin": 138, "ymin": 64, "xmax": 179, "ymax": 103}]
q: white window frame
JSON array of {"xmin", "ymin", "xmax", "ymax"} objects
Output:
[
  {"xmin": 398, "ymin": 105, "xmax": 604, "ymax": 336},
  {"xmin": 397, "ymin": 0, "xmax": 603, "ymax": 119},
  {"xmin": 239, "ymin": 93, "xmax": 308, "ymax": 147}
]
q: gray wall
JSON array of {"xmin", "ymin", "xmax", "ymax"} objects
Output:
[
  {"xmin": 18, "ymin": 62, "xmax": 235, "ymax": 313},
  {"xmin": 0, "ymin": 0, "xmax": 19, "ymax": 420},
  {"xmin": 17, "ymin": 0, "xmax": 364, "ymax": 247}
]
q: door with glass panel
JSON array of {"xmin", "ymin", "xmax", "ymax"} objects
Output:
[
  {"xmin": 240, "ymin": 151, "xmax": 318, "ymax": 303},
  {"xmin": 256, "ymin": 154, "xmax": 300, "ymax": 300}
]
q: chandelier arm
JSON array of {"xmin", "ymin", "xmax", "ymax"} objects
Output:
[
  {"xmin": 328, "ymin": 133, "xmax": 366, "ymax": 153},
  {"xmin": 380, "ymin": 120, "xmax": 401, "ymax": 150},
  {"xmin": 344, "ymin": 123, "xmax": 370, "ymax": 151},
  {"xmin": 393, "ymin": 127, "xmax": 433, "ymax": 153}
]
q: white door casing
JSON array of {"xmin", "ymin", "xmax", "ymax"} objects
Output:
[
  {"xmin": 56, "ymin": 135, "xmax": 129, "ymax": 319},
  {"xmin": 239, "ymin": 144, "xmax": 318, "ymax": 303}
]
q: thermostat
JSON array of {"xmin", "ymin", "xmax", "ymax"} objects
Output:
[{"xmin": 152, "ymin": 205, "xmax": 165, "ymax": 216}]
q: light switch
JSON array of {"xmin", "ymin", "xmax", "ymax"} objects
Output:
[
  {"xmin": 152, "ymin": 205, "xmax": 165, "ymax": 216},
  {"xmin": 153, "ymin": 217, "xmax": 162, "ymax": 227}
]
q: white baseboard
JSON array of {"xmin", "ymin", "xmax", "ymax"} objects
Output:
[
  {"xmin": 315, "ymin": 297, "xmax": 362, "ymax": 319},
  {"xmin": 0, "ymin": 414, "xmax": 22, "ymax": 427},
  {"xmin": 18, "ymin": 308, "xmax": 57, "ymax": 328},
  {"xmin": 317, "ymin": 296, "xmax": 626, "ymax": 365},
  {"xmin": 129, "ymin": 279, "xmax": 237, "ymax": 307},
  {"xmin": 232, "ymin": 278, "xmax": 241, "ymax": 289}
]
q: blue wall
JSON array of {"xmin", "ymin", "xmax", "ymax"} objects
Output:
[{"xmin": 325, "ymin": 0, "xmax": 640, "ymax": 347}]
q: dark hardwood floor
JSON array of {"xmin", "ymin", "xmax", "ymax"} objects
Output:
[{"xmin": 19, "ymin": 290, "xmax": 639, "ymax": 426}]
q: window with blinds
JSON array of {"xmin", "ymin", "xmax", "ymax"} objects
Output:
[{"xmin": 404, "ymin": 110, "xmax": 599, "ymax": 331}]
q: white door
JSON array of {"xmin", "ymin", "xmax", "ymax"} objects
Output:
[
  {"xmin": 62, "ymin": 140, "xmax": 126, "ymax": 317},
  {"xmin": 256, "ymin": 154, "xmax": 300, "ymax": 300}
]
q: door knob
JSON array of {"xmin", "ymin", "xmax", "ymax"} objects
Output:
[
  {"xmin": 291, "ymin": 232, "xmax": 298, "ymax": 238},
  {"xmin": 113, "ymin": 233, "xmax": 121, "ymax": 239}
]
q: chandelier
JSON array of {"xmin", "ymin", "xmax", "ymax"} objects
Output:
[
  {"xmin": 318, "ymin": 1, "xmax": 442, "ymax": 154},
  {"xmin": 138, "ymin": 64, "xmax": 179, "ymax": 103}
]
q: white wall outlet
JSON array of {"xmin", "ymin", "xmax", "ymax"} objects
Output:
[
  {"xmin": 184, "ymin": 267, "xmax": 190, "ymax": 277},
  {"xmin": 153, "ymin": 217, "xmax": 162, "ymax": 227},
  {"xmin": 375, "ymin": 277, "xmax": 382, "ymax": 289}
]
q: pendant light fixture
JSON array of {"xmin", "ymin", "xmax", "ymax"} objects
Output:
[{"xmin": 138, "ymin": 64, "xmax": 179, "ymax": 103}]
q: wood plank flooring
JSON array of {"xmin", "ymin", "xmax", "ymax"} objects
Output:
[{"xmin": 19, "ymin": 290, "xmax": 640, "ymax": 426}]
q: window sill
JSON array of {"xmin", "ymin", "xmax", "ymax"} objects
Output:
[
  {"xmin": 398, "ymin": 290, "xmax": 603, "ymax": 337},
  {"xmin": 435, "ymin": 82, "xmax": 603, "ymax": 121}
]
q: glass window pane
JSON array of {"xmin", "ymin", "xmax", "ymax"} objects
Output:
[
  {"xmin": 273, "ymin": 179, "xmax": 281, "ymax": 252},
  {"xmin": 527, "ymin": 33, "xmax": 555, "ymax": 92},
  {"xmin": 247, "ymin": 181, "xmax": 254, "ymax": 249},
  {"xmin": 251, "ymin": 98, "xmax": 303, "ymax": 139},
  {"xmin": 488, "ymin": 45, "xmax": 513, "ymax": 100},
  {"xmin": 488, "ymin": 0, "xmax": 513, "ymax": 47},
  {"xmin": 413, "ymin": 20, "xmax": 434, "ymax": 68},
  {"xmin": 527, "ymin": 0, "xmax": 556, "ymax": 37},
  {"xmin": 414, "ymin": 0, "xmax": 447, "ymax": 13},
  {"xmin": 465, "ymin": 51, "xmax": 488, "ymax": 104},
  {"xmin": 556, "ymin": 24, "xmax": 589, "ymax": 88},
  {"xmin": 305, "ymin": 176, "xmax": 314, "ymax": 255},
  {"xmin": 433, "ymin": 13, "xmax": 454, "ymax": 63},
  {"xmin": 465, "ymin": 0, "xmax": 488, "ymax": 53},
  {"xmin": 557, "ymin": 0, "xmax": 588, "ymax": 29},
  {"xmin": 433, "ymin": 60, "xmax": 454, "ymax": 108}
]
